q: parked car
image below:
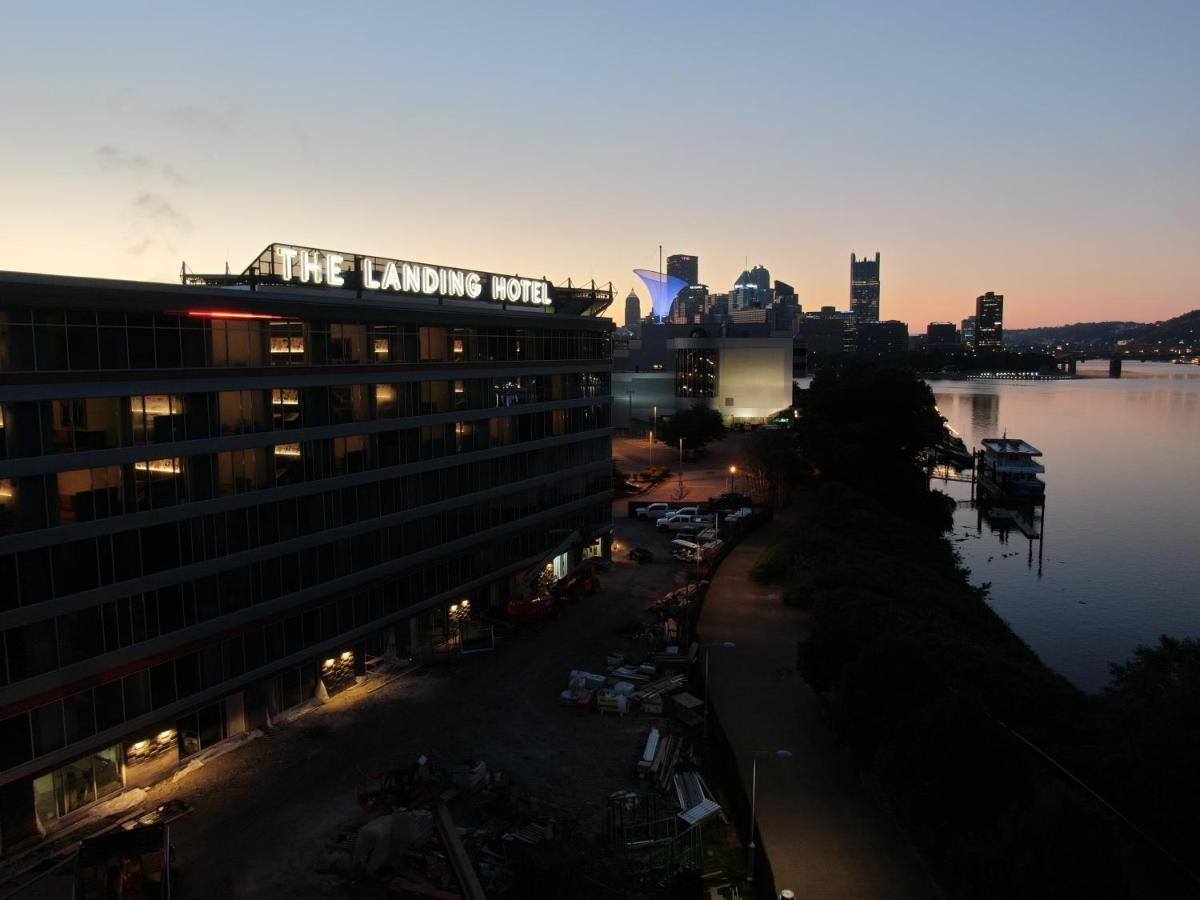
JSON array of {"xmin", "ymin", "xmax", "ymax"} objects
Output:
[
  {"xmin": 670, "ymin": 506, "xmax": 700, "ymax": 519},
  {"xmin": 659, "ymin": 514, "xmax": 707, "ymax": 532},
  {"xmin": 635, "ymin": 502, "xmax": 672, "ymax": 520},
  {"xmin": 725, "ymin": 507, "xmax": 754, "ymax": 522}
]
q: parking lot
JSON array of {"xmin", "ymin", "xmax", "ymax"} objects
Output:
[{"xmin": 129, "ymin": 512, "xmax": 711, "ymax": 897}]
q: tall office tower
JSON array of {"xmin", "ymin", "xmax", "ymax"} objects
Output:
[
  {"xmin": 666, "ymin": 254, "xmax": 699, "ymax": 286},
  {"xmin": 773, "ymin": 280, "xmax": 798, "ymax": 306},
  {"xmin": 961, "ymin": 316, "xmax": 977, "ymax": 350},
  {"xmin": 624, "ymin": 289, "xmax": 641, "ymax": 327},
  {"xmin": 730, "ymin": 266, "xmax": 772, "ymax": 311},
  {"xmin": 743, "ymin": 265, "xmax": 771, "ymax": 292},
  {"xmin": 849, "ymin": 252, "xmax": 881, "ymax": 322},
  {"xmin": 926, "ymin": 322, "xmax": 959, "ymax": 351},
  {"xmin": 0, "ymin": 244, "xmax": 613, "ymax": 850},
  {"xmin": 668, "ymin": 284, "xmax": 708, "ymax": 323},
  {"xmin": 974, "ymin": 292, "xmax": 1004, "ymax": 350}
]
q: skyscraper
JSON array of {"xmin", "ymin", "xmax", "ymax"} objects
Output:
[
  {"xmin": 974, "ymin": 292, "xmax": 1004, "ymax": 350},
  {"xmin": 624, "ymin": 289, "xmax": 641, "ymax": 327},
  {"xmin": 926, "ymin": 322, "xmax": 959, "ymax": 351},
  {"xmin": 666, "ymin": 254, "xmax": 699, "ymax": 286},
  {"xmin": 850, "ymin": 252, "xmax": 881, "ymax": 322},
  {"xmin": 730, "ymin": 266, "xmax": 772, "ymax": 311},
  {"xmin": 961, "ymin": 316, "xmax": 977, "ymax": 350}
]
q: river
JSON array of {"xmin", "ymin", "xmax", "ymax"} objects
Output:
[{"xmin": 930, "ymin": 361, "xmax": 1200, "ymax": 692}]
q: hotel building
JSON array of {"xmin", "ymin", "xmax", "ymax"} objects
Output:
[{"xmin": 0, "ymin": 244, "xmax": 613, "ymax": 850}]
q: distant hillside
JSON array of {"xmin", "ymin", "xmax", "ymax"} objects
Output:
[
  {"xmin": 1125, "ymin": 309, "xmax": 1200, "ymax": 351},
  {"xmin": 1004, "ymin": 321, "xmax": 1146, "ymax": 349}
]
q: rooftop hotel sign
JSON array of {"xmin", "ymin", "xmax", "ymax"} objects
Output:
[{"xmin": 262, "ymin": 243, "xmax": 553, "ymax": 307}]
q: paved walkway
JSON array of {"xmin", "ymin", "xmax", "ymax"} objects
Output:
[{"xmin": 700, "ymin": 513, "xmax": 939, "ymax": 899}]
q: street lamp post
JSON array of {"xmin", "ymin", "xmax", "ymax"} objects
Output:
[
  {"xmin": 748, "ymin": 749, "xmax": 793, "ymax": 882},
  {"xmin": 703, "ymin": 642, "xmax": 735, "ymax": 740},
  {"xmin": 678, "ymin": 437, "xmax": 684, "ymax": 495},
  {"xmin": 728, "ymin": 464, "xmax": 737, "ymax": 494},
  {"xmin": 648, "ymin": 429, "xmax": 654, "ymax": 470}
]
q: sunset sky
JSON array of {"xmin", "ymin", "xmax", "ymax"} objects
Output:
[{"xmin": 0, "ymin": 1, "xmax": 1196, "ymax": 329}]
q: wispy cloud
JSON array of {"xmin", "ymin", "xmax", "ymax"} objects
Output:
[
  {"xmin": 95, "ymin": 144, "xmax": 190, "ymax": 185},
  {"xmin": 129, "ymin": 192, "xmax": 192, "ymax": 233},
  {"xmin": 126, "ymin": 238, "xmax": 153, "ymax": 256},
  {"xmin": 163, "ymin": 101, "xmax": 239, "ymax": 134}
]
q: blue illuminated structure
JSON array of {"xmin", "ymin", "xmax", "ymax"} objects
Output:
[{"xmin": 633, "ymin": 268, "xmax": 688, "ymax": 321}]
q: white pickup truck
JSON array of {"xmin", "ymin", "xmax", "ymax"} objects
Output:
[
  {"xmin": 635, "ymin": 502, "xmax": 672, "ymax": 521},
  {"xmin": 657, "ymin": 513, "xmax": 715, "ymax": 532}
]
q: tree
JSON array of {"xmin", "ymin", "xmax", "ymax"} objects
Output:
[
  {"xmin": 1104, "ymin": 636, "xmax": 1200, "ymax": 864},
  {"xmin": 656, "ymin": 404, "xmax": 726, "ymax": 452},
  {"xmin": 743, "ymin": 429, "xmax": 799, "ymax": 508},
  {"xmin": 795, "ymin": 361, "xmax": 944, "ymax": 507}
]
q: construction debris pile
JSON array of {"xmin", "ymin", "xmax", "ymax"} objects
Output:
[{"xmin": 321, "ymin": 753, "xmax": 578, "ymax": 899}]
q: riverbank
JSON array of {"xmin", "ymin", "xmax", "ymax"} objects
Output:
[
  {"xmin": 751, "ymin": 477, "xmax": 1196, "ymax": 898},
  {"xmin": 699, "ymin": 509, "xmax": 937, "ymax": 899}
]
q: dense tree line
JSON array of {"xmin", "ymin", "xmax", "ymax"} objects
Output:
[{"xmin": 753, "ymin": 362, "xmax": 1200, "ymax": 898}]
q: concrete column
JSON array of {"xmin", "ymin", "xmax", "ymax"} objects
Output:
[
  {"xmin": 408, "ymin": 616, "xmax": 421, "ymax": 657},
  {"xmin": 0, "ymin": 778, "xmax": 42, "ymax": 853}
]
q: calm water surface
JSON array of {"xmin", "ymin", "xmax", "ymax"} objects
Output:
[{"xmin": 932, "ymin": 361, "xmax": 1200, "ymax": 691}]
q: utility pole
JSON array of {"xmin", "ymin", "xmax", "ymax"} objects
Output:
[{"xmin": 678, "ymin": 437, "xmax": 684, "ymax": 496}]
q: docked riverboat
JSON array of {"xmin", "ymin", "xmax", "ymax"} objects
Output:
[{"xmin": 978, "ymin": 438, "xmax": 1045, "ymax": 499}]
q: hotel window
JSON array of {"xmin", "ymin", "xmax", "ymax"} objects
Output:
[
  {"xmin": 268, "ymin": 321, "xmax": 305, "ymax": 365},
  {"xmin": 273, "ymin": 442, "xmax": 304, "ymax": 486},
  {"xmin": 330, "ymin": 384, "xmax": 367, "ymax": 424},
  {"xmin": 372, "ymin": 325, "xmax": 401, "ymax": 362},
  {"xmin": 271, "ymin": 388, "xmax": 302, "ymax": 430},
  {"xmin": 419, "ymin": 327, "xmax": 448, "ymax": 362},
  {"xmin": 56, "ymin": 465, "xmax": 123, "ymax": 523},
  {"xmin": 210, "ymin": 319, "xmax": 266, "ymax": 368},
  {"xmin": 52, "ymin": 397, "xmax": 122, "ymax": 453},
  {"xmin": 329, "ymin": 324, "xmax": 367, "ymax": 364},
  {"xmin": 220, "ymin": 389, "xmax": 269, "ymax": 435},
  {"xmin": 420, "ymin": 380, "xmax": 450, "ymax": 414},
  {"xmin": 334, "ymin": 434, "xmax": 367, "ymax": 475},
  {"xmin": 375, "ymin": 384, "xmax": 398, "ymax": 418},
  {"xmin": 130, "ymin": 394, "xmax": 184, "ymax": 444},
  {"xmin": 0, "ymin": 477, "xmax": 16, "ymax": 534},
  {"xmin": 453, "ymin": 380, "xmax": 467, "ymax": 411},
  {"xmin": 451, "ymin": 328, "xmax": 474, "ymax": 362},
  {"xmin": 217, "ymin": 448, "xmax": 268, "ymax": 496},
  {"xmin": 133, "ymin": 458, "xmax": 184, "ymax": 510}
]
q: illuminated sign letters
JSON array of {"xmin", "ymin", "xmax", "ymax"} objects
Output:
[{"xmin": 274, "ymin": 244, "xmax": 550, "ymax": 306}]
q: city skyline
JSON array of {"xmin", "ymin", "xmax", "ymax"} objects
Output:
[{"xmin": 1, "ymin": 2, "xmax": 1196, "ymax": 331}]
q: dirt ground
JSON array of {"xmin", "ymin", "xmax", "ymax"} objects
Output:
[
  {"xmin": 612, "ymin": 433, "xmax": 753, "ymax": 503},
  {"xmin": 139, "ymin": 514, "xmax": 700, "ymax": 899}
]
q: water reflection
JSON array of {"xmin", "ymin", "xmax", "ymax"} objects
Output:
[
  {"xmin": 932, "ymin": 362, "xmax": 1200, "ymax": 692},
  {"xmin": 969, "ymin": 392, "xmax": 1000, "ymax": 436}
]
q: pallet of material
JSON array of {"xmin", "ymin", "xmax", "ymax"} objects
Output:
[
  {"xmin": 652, "ymin": 642, "xmax": 699, "ymax": 667},
  {"xmin": 631, "ymin": 674, "xmax": 688, "ymax": 703}
]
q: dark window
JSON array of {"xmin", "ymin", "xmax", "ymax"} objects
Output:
[
  {"xmin": 63, "ymin": 690, "xmax": 96, "ymax": 744},
  {"xmin": 0, "ymin": 714, "xmax": 32, "ymax": 769},
  {"xmin": 94, "ymin": 680, "xmax": 124, "ymax": 732},
  {"xmin": 7, "ymin": 618, "xmax": 58, "ymax": 681},
  {"xmin": 31, "ymin": 702, "xmax": 65, "ymax": 756},
  {"xmin": 148, "ymin": 662, "xmax": 176, "ymax": 709}
]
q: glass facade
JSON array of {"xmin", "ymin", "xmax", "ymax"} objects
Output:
[
  {"xmin": 0, "ymin": 272, "xmax": 613, "ymax": 840},
  {"xmin": 674, "ymin": 348, "xmax": 719, "ymax": 398}
]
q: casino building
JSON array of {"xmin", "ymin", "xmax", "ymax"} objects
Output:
[{"xmin": 0, "ymin": 244, "xmax": 614, "ymax": 850}]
